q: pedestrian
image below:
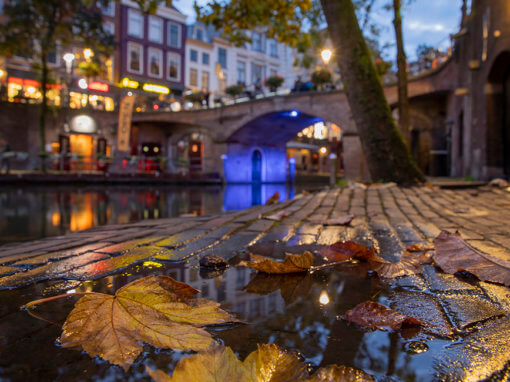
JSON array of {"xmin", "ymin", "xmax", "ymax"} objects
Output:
[
  {"xmin": 0, "ymin": 138, "xmax": 11, "ymax": 174},
  {"xmin": 204, "ymin": 90, "xmax": 210, "ymax": 108}
]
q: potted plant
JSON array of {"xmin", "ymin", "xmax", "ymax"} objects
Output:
[
  {"xmin": 264, "ymin": 75, "xmax": 284, "ymax": 92},
  {"xmin": 225, "ymin": 84, "xmax": 244, "ymax": 99},
  {"xmin": 311, "ymin": 69, "xmax": 332, "ymax": 90},
  {"xmin": 184, "ymin": 91, "xmax": 204, "ymax": 106}
]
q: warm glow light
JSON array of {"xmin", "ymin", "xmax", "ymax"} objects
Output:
[
  {"xmin": 290, "ymin": 110, "xmax": 299, "ymax": 117},
  {"xmin": 78, "ymin": 78, "xmax": 88, "ymax": 89},
  {"xmin": 51, "ymin": 212, "xmax": 61, "ymax": 226},
  {"xmin": 88, "ymin": 81, "xmax": 109, "ymax": 92},
  {"xmin": 26, "ymin": 86, "xmax": 36, "ymax": 94},
  {"xmin": 0, "ymin": 69, "xmax": 5, "ymax": 78},
  {"xmin": 319, "ymin": 147, "xmax": 327, "ymax": 154},
  {"xmin": 153, "ymin": 104, "xmax": 159, "ymax": 110},
  {"xmin": 191, "ymin": 144, "xmax": 198, "ymax": 153},
  {"xmin": 321, "ymin": 49, "xmax": 332, "ymax": 65},
  {"xmin": 143, "ymin": 261, "xmax": 163, "ymax": 268},
  {"xmin": 319, "ymin": 290, "xmax": 330, "ymax": 305},
  {"xmin": 83, "ymin": 48, "xmax": 94, "ymax": 61},
  {"xmin": 142, "ymin": 83, "xmax": 170, "ymax": 94},
  {"xmin": 121, "ymin": 77, "xmax": 139, "ymax": 89},
  {"xmin": 63, "ymin": 53, "xmax": 75, "ymax": 65}
]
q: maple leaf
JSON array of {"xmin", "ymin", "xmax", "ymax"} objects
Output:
[
  {"xmin": 343, "ymin": 301, "xmax": 422, "ymax": 331},
  {"xmin": 239, "ymin": 252, "xmax": 314, "ymax": 274},
  {"xmin": 146, "ymin": 343, "xmax": 372, "ymax": 382},
  {"xmin": 265, "ymin": 192, "xmax": 280, "ymax": 205},
  {"xmin": 433, "ymin": 230, "xmax": 510, "ymax": 286},
  {"xmin": 59, "ymin": 276, "xmax": 237, "ymax": 370},
  {"xmin": 320, "ymin": 241, "xmax": 376, "ymax": 263},
  {"xmin": 368, "ymin": 251, "xmax": 432, "ymax": 279}
]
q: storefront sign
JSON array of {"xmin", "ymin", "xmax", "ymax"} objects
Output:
[
  {"xmin": 88, "ymin": 81, "xmax": 109, "ymax": 92},
  {"xmin": 142, "ymin": 83, "xmax": 170, "ymax": 94},
  {"xmin": 121, "ymin": 77, "xmax": 139, "ymax": 89},
  {"xmin": 70, "ymin": 115, "xmax": 97, "ymax": 134},
  {"xmin": 117, "ymin": 94, "xmax": 136, "ymax": 152}
]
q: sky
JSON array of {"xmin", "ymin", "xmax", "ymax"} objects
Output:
[{"xmin": 174, "ymin": 0, "xmax": 463, "ymax": 61}]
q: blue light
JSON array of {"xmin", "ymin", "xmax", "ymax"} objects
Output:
[{"xmin": 289, "ymin": 110, "xmax": 299, "ymax": 117}]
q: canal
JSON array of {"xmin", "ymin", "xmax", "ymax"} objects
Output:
[{"xmin": 0, "ymin": 183, "xmax": 315, "ymax": 245}]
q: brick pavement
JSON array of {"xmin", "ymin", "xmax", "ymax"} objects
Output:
[{"xmin": 0, "ymin": 185, "xmax": 509, "ymax": 379}]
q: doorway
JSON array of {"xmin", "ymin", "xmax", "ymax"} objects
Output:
[{"xmin": 252, "ymin": 149, "xmax": 262, "ymax": 183}]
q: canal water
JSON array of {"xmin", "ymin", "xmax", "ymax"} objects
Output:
[
  {"xmin": 0, "ymin": 183, "xmax": 313, "ymax": 245},
  {"xmin": 0, "ymin": 255, "xmax": 454, "ymax": 382}
]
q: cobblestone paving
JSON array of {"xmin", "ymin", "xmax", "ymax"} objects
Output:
[{"xmin": 0, "ymin": 185, "xmax": 509, "ymax": 379}]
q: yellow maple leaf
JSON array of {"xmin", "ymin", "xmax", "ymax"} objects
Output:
[{"xmin": 59, "ymin": 276, "xmax": 237, "ymax": 371}]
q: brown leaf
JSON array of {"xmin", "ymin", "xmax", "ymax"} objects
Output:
[
  {"xmin": 368, "ymin": 251, "xmax": 431, "ymax": 278},
  {"xmin": 263, "ymin": 210, "xmax": 289, "ymax": 221},
  {"xmin": 265, "ymin": 192, "xmax": 280, "ymax": 205},
  {"xmin": 406, "ymin": 243, "xmax": 434, "ymax": 252},
  {"xmin": 433, "ymin": 230, "xmax": 510, "ymax": 286},
  {"xmin": 307, "ymin": 365, "xmax": 375, "ymax": 382},
  {"xmin": 243, "ymin": 272, "xmax": 313, "ymax": 305},
  {"xmin": 239, "ymin": 252, "xmax": 314, "ymax": 274},
  {"xmin": 59, "ymin": 276, "xmax": 237, "ymax": 370},
  {"xmin": 146, "ymin": 343, "xmax": 372, "ymax": 382},
  {"xmin": 320, "ymin": 241, "xmax": 376, "ymax": 263},
  {"xmin": 343, "ymin": 301, "xmax": 422, "ymax": 331}
]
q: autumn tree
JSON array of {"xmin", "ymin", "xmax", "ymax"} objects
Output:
[{"xmin": 196, "ymin": 0, "xmax": 423, "ymax": 184}]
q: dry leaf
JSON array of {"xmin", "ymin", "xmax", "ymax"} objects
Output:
[
  {"xmin": 343, "ymin": 301, "xmax": 422, "ymax": 331},
  {"xmin": 306, "ymin": 365, "xmax": 375, "ymax": 382},
  {"xmin": 239, "ymin": 252, "xmax": 314, "ymax": 274},
  {"xmin": 368, "ymin": 251, "xmax": 432, "ymax": 278},
  {"xmin": 406, "ymin": 243, "xmax": 434, "ymax": 252},
  {"xmin": 59, "ymin": 276, "xmax": 237, "ymax": 370},
  {"xmin": 320, "ymin": 241, "xmax": 376, "ymax": 263},
  {"xmin": 146, "ymin": 343, "xmax": 372, "ymax": 382},
  {"xmin": 433, "ymin": 230, "xmax": 510, "ymax": 286},
  {"xmin": 263, "ymin": 210, "xmax": 289, "ymax": 221},
  {"xmin": 265, "ymin": 192, "xmax": 280, "ymax": 205}
]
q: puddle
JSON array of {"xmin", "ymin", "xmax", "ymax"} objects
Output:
[{"xmin": 0, "ymin": 256, "xmax": 458, "ymax": 381}]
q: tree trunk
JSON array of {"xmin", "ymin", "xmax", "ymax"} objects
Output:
[
  {"xmin": 39, "ymin": 54, "xmax": 48, "ymax": 173},
  {"xmin": 320, "ymin": 0, "xmax": 423, "ymax": 184},
  {"xmin": 393, "ymin": 0, "xmax": 411, "ymax": 146}
]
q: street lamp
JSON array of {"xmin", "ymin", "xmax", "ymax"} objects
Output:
[
  {"xmin": 83, "ymin": 48, "xmax": 94, "ymax": 61},
  {"xmin": 321, "ymin": 49, "xmax": 332, "ymax": 65}
]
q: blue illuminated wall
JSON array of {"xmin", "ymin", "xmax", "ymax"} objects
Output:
[{"xmin": 223, "ymin": 143, "xmax": 288, "ymax": 183}]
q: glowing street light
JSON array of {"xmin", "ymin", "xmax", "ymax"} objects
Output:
[
  {"xmin": 63, "ymin": 53, "xmax": 75, "ymax": 74},
  {"xmin": 321, "ymin": 49, "xmax": 332, "ymax": 65},
  {"xmin": 83, "ymin": 48, "xmax": 94, "ymax": 61}
]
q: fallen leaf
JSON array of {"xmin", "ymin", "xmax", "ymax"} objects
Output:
[
  {"xmin": 433, "ymin": 230, "xmax": 510, "ymax": 286},
  {"xmin": 320, "ymin": 241, "xmax": 376, "ymax": 263},
  {"xmin": 239, "ymin": 252, "xmax": 314, "ymax": 274},
  {"xmin": 243, "ymin": 272, "xmax": 312, "ymax": 305},
  {"xmin": 265, "ymin": 192, "xmax": 280, "ymax": 205},
  {"xmin": 59, "ymin": 276, "xmax": 237, "ymax": 370},
  {"xmin": 368, "ymin": 251, "xmax": 432, "ymax": 278},
  {"xmin": 146, "ymin": 343, "xmax": 372, "ymax": 382},
  {"xmin": 343, "ymin": 301, "xmax": 422, "ymax": 331},
  {"xmin": 263, "ymin": 210, "xmax": 289, "ymax": 221},
  {"xmin": 489, "ymin": 178, "xmax": 508, "ymax": 188},
  {"xmin": 406, "ymin": 243, "xmax": 434, "ymax": 252},
  {"xmin": 306, "ymin": 365, "xmax": 375, "ymax": 382}
]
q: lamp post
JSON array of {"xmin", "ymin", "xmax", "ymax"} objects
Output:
[
  {"xmin": 62, "ymin": 53, "xmax": 75, "ymax": 108},
  {"xmin": 321, "ymin": 49, "xmax": 332, "ymax": 65}
]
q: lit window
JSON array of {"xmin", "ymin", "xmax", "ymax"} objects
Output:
[
  {"xmin": 218, "ymin": 48, "xmax": 227, "ymax": 69},
  {"xmin": 127, "ymin": 42, "xmax": 143, "ymax": 74},
  {"xmin": 190, "ymin": 49, "xmax": 198, "ymax": 63},
  {"xmin": 127, "ymin": 9, "xmax": 144, "ymax": 38},
  {"xmin": 202, "ymin": 52, "xmax": 209, "ymax": 65},
  {"xmin": 201, "ymin": 71, "xmax": 209, "ymax": 89},
  {"xmin": 167, "ymin": 52, "xmax": 181, "ymax": 81},
  {"xmin": 148, "ymin": 48, "xmax": 162, "ymax": 78},
  {"xmin": 148, "ymin": 16, "xmax": 163, "ymax": 43},
  {"xmin": 168, "ymin": 22, "xmax": 181, "ymax": 48},
  {"xmin": 190, "ymin": 68, "xmax": 198, "ymax": 87}
]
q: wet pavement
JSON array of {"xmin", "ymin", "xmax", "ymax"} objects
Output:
[{"xmin": 0, "ymin": 185, "xmax": 509, "ymax": 381}]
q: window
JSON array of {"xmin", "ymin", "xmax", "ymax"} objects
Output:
[
  {"xmin": 237, "ymin": 61, "xmax": 246, "ymax": 84},
  {"xmin": 103, "ymin": 21, "xmax": 115, "ymax": 36},
  {"xmin": 195, "ymin": 28, "xmax": 204, "ymax": 41},
  {"xmin": 190, "ymin": 68, "xmax": 198, "ymax": 87},
  {"xmin": 127, "ymin": 9, "xmax": 144, "ymax": 38},
  {"xmin": 190, "ymin": 49, "xmax": 198, "ymax": 63},
  {"xmin": 47, "ymin": 51, "xmax": 57, "ymax": 65},
  {"xmin": 148, "ymin": 48, "xmax": 162, "ymax": 78},
  {"xmin": 127, "ymin": 42, "xmax": 143, "ymax": 74},
  {"xmin": 252, "ymin": 32, "xmax": 264, "ymax": 52},
  {"xmin": 167, "ymin": 52, "xmax": 181, "ymax": 81},
  {"xmin": 269, "ymin": 40, "xmax": 278, "ymax": 57},
  {"xmin": 148, "ymin": 16, "xmax": 163, "ymax": 43},
  {"xmin": 270, "ymin": 68, "xmax": 277, "ymax": 77},
  {"xmin": 201, "ymin": 71, "xmax": 209, "ymax": 89},
  {"xmin": 252, "ymin": 63, "xmax": 264, "ymax": 84},
  {"xmin": 218, "ymin": 47, "xmax": 227, "ymax": 69},
  {"xmin": 168, "ymin": 22, "xmax": 181, "ymax": 48},
  {"xmin": 98, "ymin": 1, "xmax": 115, "ymax": 17},
  {"xmin": 202, "ymin": 52, "xmax": 209, "ymax": 65}
]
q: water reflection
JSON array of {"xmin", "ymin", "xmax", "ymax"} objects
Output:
[
  {"xmin": 0, "ymin": 258, "xmax": 451, "ymax": 381},
  {"xmin": 0, "ymin": 183, "xmax": 307, "ymax": 244}
]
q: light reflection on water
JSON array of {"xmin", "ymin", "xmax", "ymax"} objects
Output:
[{"xmin": 0, "ymin": 183, "xmax": 304, "ymax": 245}]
